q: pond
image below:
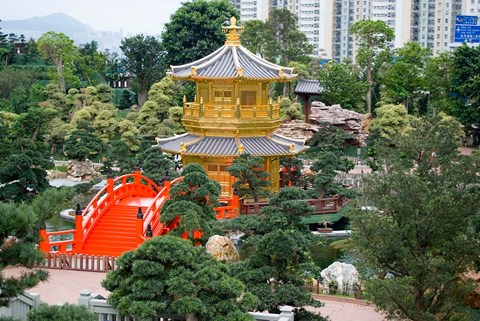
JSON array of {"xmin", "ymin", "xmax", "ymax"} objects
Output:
[
  {"xmin": 310, "ymin": 240, "xmax": 344, "ymax": 270},
  {"xmin": 237, "ymin": 236, "xmax": 348, "ymax": 270}
]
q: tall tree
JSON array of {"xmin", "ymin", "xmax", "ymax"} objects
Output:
[
  {"xmin": 350, "ymin": 20, "xmax": 394, "ymax": 114},
  {"xmin": 37, "ymin": 32, "xmax": 77, "ymax": 93},
  {"xmin": 451, "ymin": 44, "xmax": 480, "ymax": 145},
  {"xmin": 317, "ymin": 62, "xmax": 367, "ymax": 112},
  {"xmin": 350, "ymin": 115, "xmax": 480, "ymax": 321},
  {"xmin": 263, "ymin": 9, "xmax": 313, "ymax": 65},
  {"xmin": 240, "ymin": 20, "xmax": 270, "ymax": 58},
  {"xmin": 102, "ymin": 235, "xmax": 256, "ymax": 321},
  {"xmin": 424, "ymin": 52, "xmax": 454, "ymax": 115},
  {"xmin": 162, "ymin": 0, "xmax": 239, "ymax": 67},
  {"xmin": 75, "ymin": 41, "xmax": 107, "ymax": 86},
  {"xmin": 120, "ymin": 34, "xmax": 163, "ymax": 106},
  {"xmin": 381, "ymin": 42, "xmax": 431, "ymax": 112}
]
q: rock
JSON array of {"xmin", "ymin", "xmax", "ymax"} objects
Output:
[
  {"xmin": 274, "ymin": 120, "xmax": 319, "ymax": 141},
  {"xmin": 67, "ymin": 160, "xmax": 102, "ymax": 182},
  {"xmin": 309, "ymin": 101, "xmax": 369, "ymax": 146},
  {"xmin": 321, "ymin": 262, "xmax": 360, "ymax": 295},
  {"xmin": 205, "ymin": 235, "xmax": 240, "ymax": 264}
]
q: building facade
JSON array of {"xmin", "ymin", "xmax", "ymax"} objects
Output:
[{"xmin": 221, "ymin": 0, "xmax": 480, "ymax": 60}]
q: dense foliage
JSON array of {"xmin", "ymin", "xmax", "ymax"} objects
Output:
[
  {"xmin": 350, "ymin": 115, "xmax": 480, "ymax": 321},
  {"xmin": 0, "ymin": 203, "xmax": 48, "ymax": 307},
  {"xmin": 162, "ymin": 0, "xmax": 239, "ymax": 67},
  {"xmin": 28, "ymin": 304, "xmax": 97, "ymax": 321},
  {"xmin": 102, "ymin": 235, "xmax": 257, "ymax": 321},
  {"xmin": 160, "ymin": 164, "xmax": 221, "ymax": 242}
]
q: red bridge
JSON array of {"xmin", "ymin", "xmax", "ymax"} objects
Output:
[{"xmin": 39, "ymin": 169, "xmax": 239, "ymax": 258}]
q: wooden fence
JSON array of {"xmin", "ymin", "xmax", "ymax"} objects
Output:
[
  {"xmin": 241, "ymin": 196, "xmax": 350, "ymax": 216},
  {"xmin": 40, "ymin": 253, "xmax": 116, "ymax": 272}
]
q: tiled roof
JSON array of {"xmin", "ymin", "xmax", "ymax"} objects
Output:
[
  {"xmin": 271, "ymin": 134, "xmax": 308, "ymax": 154},
  {"xmin": 169, "ymin": 45, "xmax": 296, "ymax": 81},
  {"xmin": 156, "ymin": 134, "xmax": 200, "ymax": 153},
  {"xmin": 157, "ymin": 134, "xmax": 308, "ymax": 157},
  {"xmin": 188, "ymin": 137, "xmax": 237, "ymax": 156},
  {"xmin": 294, "ymin": 79, "xmax": 322, "ymax": 94},
  {"xmin": 240, "ymin": 137, "xmax": 290, "ymax": 156}
]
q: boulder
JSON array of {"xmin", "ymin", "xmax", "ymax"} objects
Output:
[
  {"xmin": 205, "ymin": 235, "xmax": 240, "ymax": 264},
  {"xmin": 321, "ymin": 261, "xmax": 360, "ymax": 295},
  {"xmin": 309, "ymin": 101, "xmax": 369, "ymax": 146},
  {"xmin": 67, "ymin": 160, "xmax": 102, "ymax": 182},
  {"xmin": 274, "ymin": 120, "xmax": 319, "ymax": 141}
]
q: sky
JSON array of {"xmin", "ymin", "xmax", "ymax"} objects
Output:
[{"xmin": 2, "ymin": 0, "xmax": 186, "ymax": 35}]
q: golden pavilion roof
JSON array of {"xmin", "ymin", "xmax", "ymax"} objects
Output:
[{"xmin": 168, "ymin": 17, "xmax": 296, "ymax": 81}]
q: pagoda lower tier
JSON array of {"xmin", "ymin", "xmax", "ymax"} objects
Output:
[{"xmin": 157, "ymin": 133, "xmax": 307, "ymax": 196}]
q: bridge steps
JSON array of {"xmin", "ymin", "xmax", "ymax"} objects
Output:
[{"xmin": 81, "ymin": 203, "xmax": 151, "ymax": 257}]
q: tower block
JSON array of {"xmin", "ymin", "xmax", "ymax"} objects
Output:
[{"xmin": 158, "ymin": 17, "xmax": 307, "ymax": 196}]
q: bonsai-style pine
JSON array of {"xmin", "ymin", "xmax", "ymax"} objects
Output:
[{"xmin": 102, "ymin": 235, "xmax": 257, "ymax": 321}]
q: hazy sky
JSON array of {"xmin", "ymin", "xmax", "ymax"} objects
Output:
[{"xmin": 2, "ymin": 0, "xmax": 186, "ymax": 35}]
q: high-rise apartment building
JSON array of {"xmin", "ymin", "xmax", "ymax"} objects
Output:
[{"xmin": 220, "ymin": 0, "xmax": 480, "ymax": 60}]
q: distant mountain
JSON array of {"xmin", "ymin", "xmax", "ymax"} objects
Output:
[
  {"xmin": 1, "ymin": 13, "xmax": 123, "ymax": 53},
  {"xmin": 2, "ymin": 13, "xmax": 92, "ymax": 34}
]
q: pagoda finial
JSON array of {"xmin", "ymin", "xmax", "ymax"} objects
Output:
[{"xmin": 223, "ymin": 16, "xmax": 243, "ymax": 46}]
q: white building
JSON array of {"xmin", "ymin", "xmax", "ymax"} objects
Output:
[{"xmin": 225, "ymin": 0, "xmax": 480, "ymax": 60}]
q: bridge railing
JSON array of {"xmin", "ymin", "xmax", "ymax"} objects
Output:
[
  {"xmin": 240, "ymin": 195, "xmax": 350, "ymax": 215},
  {"xmin": 139, "ymin": 177, "xmax": 184, "ymax": 243},
  {"xmin": 215, "ymin": 194, "xmax": 240, "ymax": 219},
  {"xmin": 39, "ymin": 170, "xmax": 160, "ymax": 254}
]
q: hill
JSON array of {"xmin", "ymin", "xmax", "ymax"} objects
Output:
[
  {"xmin": 0, "ymin": 13, "xmax": 123, "ymax": 52},
  {"xmin": 2, "ymin": 13, "xmax": 92, "ymax": 34}
]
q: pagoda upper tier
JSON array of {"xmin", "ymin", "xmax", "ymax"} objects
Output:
[
  {"xmin": 167, "ymin": 17, "xmax": 297, "ymax": 137},
  {"xmin": 169, "ymin": 17, "xmax": 295, "ymax": 82}
]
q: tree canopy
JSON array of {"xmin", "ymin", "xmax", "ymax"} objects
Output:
[
  {"xmin": 350, "ymin": 20, "xmax": 394, "ymax": 114},
  {"xmin": 451, "ymin": 44, "xmax": 480, "ymax": 144},
  {"xmin": 120, "ymin": 34, "xmax": 163, "ymax": 106},
  {"xmin": 226, "ymin": 188, "xmax": 326, "ymax": 320},
  {"xmin": 102, "ymin": 235, "xmax": 257, "ymax": 321},
  {"xmin": 160, "ymin": 164, "xmax": 221, "ymax": 242},
  {"xmin": 162, "ymin": 0, "xmax": 239, "ymax": 67},
  {"xmin": 227, "ymin": 153, "xmax": 270, "ymax": 203},
  {"xmin": 350, "ymin": 115, "xmax": 480, "ymax": 321},
  {"xmin": 37, "ymin": 32, "xmax": 77, "ymax": 93}
]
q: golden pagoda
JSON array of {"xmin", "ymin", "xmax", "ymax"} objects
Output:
[{"xmin": 158, "ymin": 17, "xmax": 307, "ymax": 196}]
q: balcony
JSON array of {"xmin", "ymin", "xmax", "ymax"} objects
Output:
[
  {"xmin": 182, "ymin": 100, "xmax": 282, "ymax": 135},
  {"xmin": 183, "ymin": 101, "xmax": 280, "ymax": 120}
]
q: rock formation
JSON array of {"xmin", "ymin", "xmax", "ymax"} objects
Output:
[
  {"xmin": 321, "ymin": 261, "xmax": 360, "ymax": 295},
  {"xmin": 67, "ymin": 160, "xmax": 102, "ymax": 182},
  {"xmin": 205, "ymin": 235, "xmax": 240, "ymax": 264},
  {"xmin": 309, "ymin": 102, "xmax": 369, "ymax": 146},
  {"xmin": 275, "ymin": 102, "xmax": 368, "ymax": 146},
  {"xmin": 274, "ymin": 120, "xmax": 318, "ymax": 141}
]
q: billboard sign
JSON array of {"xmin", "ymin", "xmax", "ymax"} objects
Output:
[
  {"xmin": 456, "ymin": 15, "xmax": 478, "ymax": 26},
  {"xmin": 454, "ymin": 25, "xmax": 480, "ymax": 43}
]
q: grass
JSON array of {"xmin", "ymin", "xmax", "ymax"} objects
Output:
[{"xmin": 55, "ymin": 165, "xmax": 68, "ymax": 173}]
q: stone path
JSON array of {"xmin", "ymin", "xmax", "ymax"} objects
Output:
[{"xmin": 3, "ymin": 267, "xmax": 388, "ymax": 320}]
